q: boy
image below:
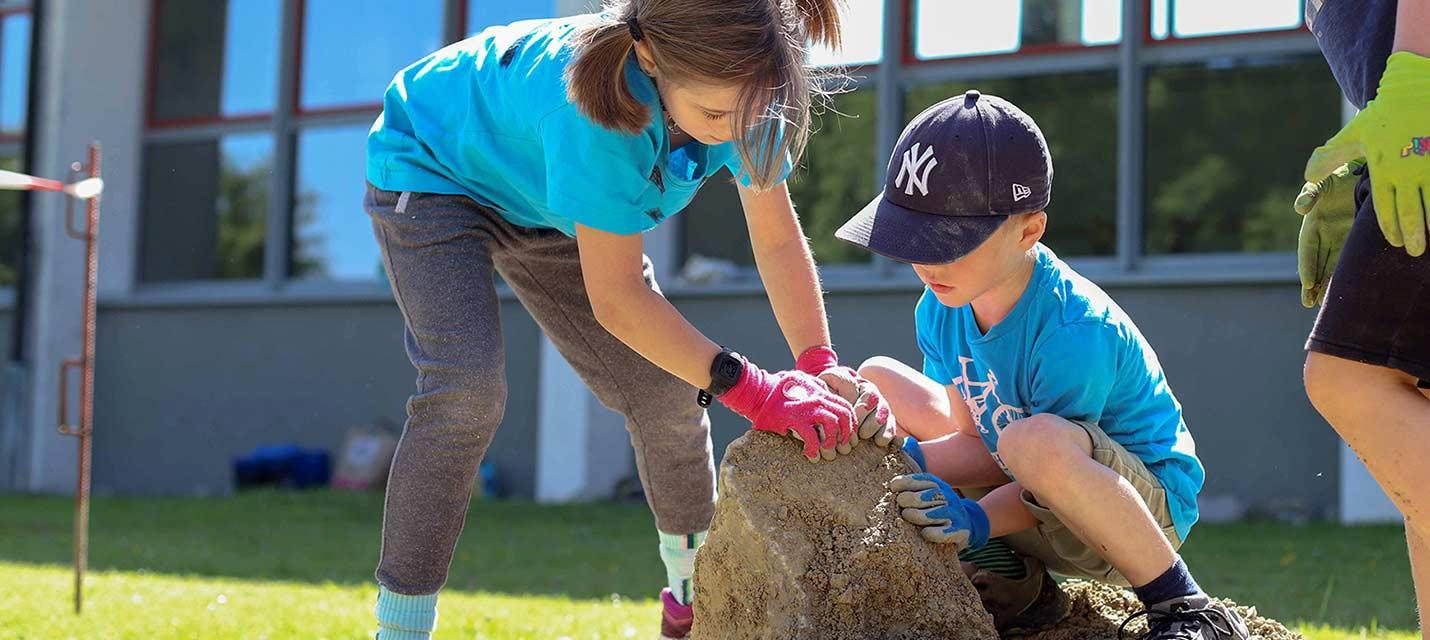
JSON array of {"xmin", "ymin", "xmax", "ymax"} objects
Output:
[{"xmin": 834, "ymin": 91, "xmax": 1248, "ymax": 639}]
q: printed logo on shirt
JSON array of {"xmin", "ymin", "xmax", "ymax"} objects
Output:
[
  {"xmin": 895, "ymin": 142, "xmax": 938, "ymax": 197},
  {"xmin": 650, "ymin": 166, "xmax": 666, "ymax": 193},
  {"xmin": 951, "ymin": 356, "xmax": 1027, "ymax": 474},
  {"xmin": 644, "ymin": 208, "xmax": 666, "ymax": 222},
  {"xmin": 1401, "ymin": 137, "xmax": 1430, "ymax": 158}
]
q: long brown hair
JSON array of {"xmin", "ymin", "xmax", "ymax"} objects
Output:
[{"xmin": 566, "ymin": 0, "xmax": 844, "ymax": 191}]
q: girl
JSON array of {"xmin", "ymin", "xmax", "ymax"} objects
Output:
[{"xmin": 363, "ymin": 1, "xmax": 892, "ymax": 638}]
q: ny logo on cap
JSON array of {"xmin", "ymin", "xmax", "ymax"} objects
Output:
[
  {"xmin": 896, "ymin": 143, "xmax": 938, "ymax": 197},
  {"xmin": 1012, "ymin": 183, "xmax": 1032, "ymax": 202}
]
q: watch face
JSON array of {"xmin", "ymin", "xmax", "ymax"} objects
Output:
[{"xmin": 716, "ymin": 355, "xmax": 742, "ymax": 381}]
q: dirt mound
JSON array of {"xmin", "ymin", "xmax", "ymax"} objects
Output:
[
  {"xmin": 1027, "ymin": 581, "xmax": 1301, "ymax": 640},
  {"xmin": 690, "ymin": 431, "xmax": 997, "ymax": 640},
  {"xmin": 690, "ymin": 432, "xmax": 1301, "ymax": 640}
]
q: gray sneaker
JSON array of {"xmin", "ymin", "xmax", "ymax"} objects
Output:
[{"xmin": 1119, "ymin": 594, "xmax": 1250, "ymax": 640}]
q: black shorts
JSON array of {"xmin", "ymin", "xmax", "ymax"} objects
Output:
[{"xmin": 1306, "ymin": 169, "xmax": 1430, "ymax": 388}]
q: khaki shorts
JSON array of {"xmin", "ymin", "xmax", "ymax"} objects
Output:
[{"xmin": 965, "ymin": 420, "xmax": 1182, "ymax": 587}]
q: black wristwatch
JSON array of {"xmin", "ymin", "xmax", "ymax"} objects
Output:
[{"xmin": 698, "ymin": 348, "xmax": 745, "ymax": 407}]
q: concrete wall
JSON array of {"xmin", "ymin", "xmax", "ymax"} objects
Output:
[
  {"xmin": 80, "ymin": 280, "xmax": 1339, "ymax": 519},
  {"xmin": 90, "ymin": 298, "xmax": 544, "ymax": 498},
  {"xmin": 676, "ymin": 281, "xmax": 1340, "ymax": 522}
]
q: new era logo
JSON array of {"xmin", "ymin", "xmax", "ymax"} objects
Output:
[
  {"xmin": 1012, "ymin": 183, "xmax": 1032, "ymax": 202},
  {"xmin": 895, "ymin": 143, "xmax": 938, "ymax": 197}
]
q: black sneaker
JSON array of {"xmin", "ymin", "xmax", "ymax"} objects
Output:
[{"xmin": 1119, "ymin": 594, "xmax": 1250, "ymax": 640}]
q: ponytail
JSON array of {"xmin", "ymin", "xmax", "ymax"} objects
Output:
[
  {"xmin": 792, "ymin": 0, "xmax": 843, "ymax": 49},
  {"xmin": 566, "ymin": 13, "xmax": 650, "ymax": 134}
]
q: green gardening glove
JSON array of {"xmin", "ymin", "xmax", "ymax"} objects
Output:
[
  {"xmin": 1295, "ymin": 161, "xmax": 1363, "ymax": 308},
  {"xmin": 1304, "ymin": 52, "xmax": 1430, "ymax": 256}
]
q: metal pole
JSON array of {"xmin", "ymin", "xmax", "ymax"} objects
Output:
[
  {"xmin": 57, "ymin": 141, "xmax": 99, "ymax": 614},
  {"xmin": 1116, "ymin": 0, "xmax": 1147, "ymax": 271},
  {"xmin": 873, "ymin": 0, "xmax": 907, "ymax": 276}
]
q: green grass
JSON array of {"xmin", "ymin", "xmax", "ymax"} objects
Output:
[{"xmin": 0, "ymin": 491, "xmax": 1419, "ymax": 639}]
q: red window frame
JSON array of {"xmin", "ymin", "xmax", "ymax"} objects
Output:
[
  {"xmin": 145, "ymin": 0, "xmax": 277, "ymax": 129},
  {"xmin": 900, "ymin": 0, "xmax": 1309, "ymax": 67}
]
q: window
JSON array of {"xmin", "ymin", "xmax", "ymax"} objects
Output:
[
  {"xmin": 792, "ymin": 89, "xmax": 878, "ymax": 264},
  {"xmin": 469, "ymin": 0, "xmax": 557, "ymax": 37},
  {"xmin": 1, "ymin": 11, "xmax": 29, "ymax": 135},
  {"xmin": 1152, "ymin": 0, "xmax": 1302, "ymax": 40},
  {"xmin": 1144, "ymin": 55, "xmax": 1341, "ymax": 254},
  {"xmin": 905, "ymin": 72, "xmax": 1119, "ymax": 257},
  {"xmin": 149, "ymin": 0, "xmax": 279, "ymax": 124},
  {"xmin": 0, "ymin": 7, "xmax": 29, "ymax": 288},
  {"xmin": 0, "ymin": 154, "xmax": 20, "ymax": 287},
  {"xmin": 141, "ymin": 135, "xmax": 273, "ymax": 282},
  {"xmin": 143, "ymin": 0, "xmax": 476, "ymax": 285},
  {"xmin": 293, "ymin": 126, "xmax": 381, "ymax": 281},
  {"xmin": 809, "ymin": 0, "xmax": 883, "ymax": 67},
  {"xmin": 914, "ymin": 0, "xmax": 1122, "ymax": 60},
  {"xmin": 300, "ymin": 0, "xmax": 444, "ymax": 112},
  {"xmin": 680, "ymin": 89, "xmax": 878, "ymax": 267}
]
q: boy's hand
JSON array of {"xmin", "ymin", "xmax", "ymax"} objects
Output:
[
  {"xmin": 897, "ymin": 436, "xmax": 927, "ymax": 472},
  {"xmin": 889, "ymin": 472, "xmax": 990, "ymax": 552},
  {"xmin": 1304, "ymin": 52, "xmax": 1430, "ymax": 256},
  {"xmin": 796, "ymin": 345, "xmax": 895, "ymax": 450},
  {"xmin": 1295, "ymin": 161, "xmax": 1363, "ymax": 307},
  {"xmin": 719, "ymin": 361, "xmax": 855, "ymax": 462}
]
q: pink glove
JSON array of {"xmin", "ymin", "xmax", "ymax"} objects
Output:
[
  {"xmin": 796, "ymin": 345, "xmax": 895, "ymax": 450},
  {"xmin": 719, "ymin": 358, "xmax": 855, "ymax": 462}
]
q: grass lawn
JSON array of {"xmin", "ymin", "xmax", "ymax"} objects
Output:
[{"xmin": 0, "ymin": 491, "xmax": 1418, "ymax": 639}]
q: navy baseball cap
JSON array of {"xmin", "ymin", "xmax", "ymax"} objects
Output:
[{"xmin": 836, "ymin": 89, "xmax": 1053, "ymax": 265}]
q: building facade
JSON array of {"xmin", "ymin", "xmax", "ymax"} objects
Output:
[{"xmin": 0, "ymin": 0, "xmax": 1400, "ymax": 523}]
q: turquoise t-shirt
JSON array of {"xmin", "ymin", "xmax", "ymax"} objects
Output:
[
  {"xmin": 366, "ymin": 15, "xmax": 787, "ymax": 236},
  {"xmin": 914, "ymin": 244, "xmax": 1204, "ymax": 541}
]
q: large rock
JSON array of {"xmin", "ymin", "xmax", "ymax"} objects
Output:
[{"xmin": 690, "ymin": 431, "xmax": 998, "ymax": 640}]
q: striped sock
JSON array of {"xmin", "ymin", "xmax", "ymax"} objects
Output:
[
  {"xmin": 375, "ymin": 586, "xmax": 438, "ymax": 640},
  {"xmin": 959, "ymin": 537, "xmax": 1027, "ymax": 580},
  {"xmin": 658, "ymin": 530, "xmax": 708, "ymax": 605}
]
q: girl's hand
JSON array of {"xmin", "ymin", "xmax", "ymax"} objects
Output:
[
  {"xmin": 719, "ymin": 360, "xmax": 855, "ymax": 462},
  {"xmin": 796, "ymin": 345, "xmax": 896, "ymax": 450}
]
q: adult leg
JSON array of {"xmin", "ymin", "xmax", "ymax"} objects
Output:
[
  {"xmin": 1304, "ymin": 169, "xmax": 1430, "ymax": 639},
  {"xmin": 366, "ymin": 187, "xmax": 509, "ymax": 639},
  {"xmin": 1304, "ymin": 354, "xmax": 1430, "ymax": 526},
  {"xmin": 1410, "ymin": 516, "xmax": 1430, "ymax": 640}
]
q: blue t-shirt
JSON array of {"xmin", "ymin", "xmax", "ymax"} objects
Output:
[
  {"xmin": 915, "ymin": 245, "xmax": 1204, "ymax": 540},
  {"xmin": 1307, "ymin": 0, "xmax": 1398, "ymax": 109},
  {"xmin": 366, "ymin": 15, "xmax": 788, "ymax": 236}
]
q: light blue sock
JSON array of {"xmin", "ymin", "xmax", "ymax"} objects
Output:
[
  {"xmin": 658, "ymin": 530, "xmax": 708, "ymax": 605},
  {"xmin": 375, "ymin": 586, "xmax": 438, "ymax": 640}
]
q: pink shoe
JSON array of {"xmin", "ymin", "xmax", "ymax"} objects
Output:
[{"xmin": 660, "ymin": 588, "xmax": 694, "ymax": 639}]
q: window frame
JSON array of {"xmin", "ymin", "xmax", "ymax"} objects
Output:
[
  {"xmin": 131, "ymin": 0, "xmax": 1333, "ymax": 304},
  {"xmin": 0, "ymin": 1, "xmax": 29, "ymax": 300},
  {"xmin": 139, "ymin": 0, "xmax": 470, "ymax": 290},
  {"xmin": 817, "ymin": 0, "xmax": 1319, "ymax": 287},
  {"xmin": 0, "ymin": 5, "xmax": 31, "ymax": 144}
]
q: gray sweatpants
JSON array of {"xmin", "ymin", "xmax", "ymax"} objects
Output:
[{"xmin": 365, "ymin": 184, "xmax": 717, "ymax": 595}]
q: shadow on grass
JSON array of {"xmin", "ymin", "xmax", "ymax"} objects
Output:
[
  {"xmin": 1, "ymin": 491, "xmax": 664, "ymax": 600},
  {"xmin": 2, "ymin": 493, "xmax": 1419, "ymax": 630}
]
